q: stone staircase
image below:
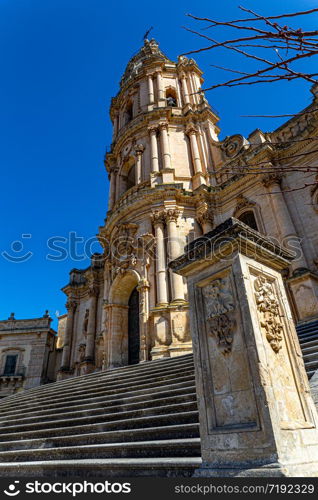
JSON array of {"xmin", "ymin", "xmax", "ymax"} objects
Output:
[
  {"xmin": 0, "ymin": 353, "xmax": 201, "ymax": 478},
  {"xmin": 297, "ymin": 320, "xmax": 318, "ymax": 379}
]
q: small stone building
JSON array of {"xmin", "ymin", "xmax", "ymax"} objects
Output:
[{"xmin": 0, "ymin": 313, "xmax": 60, "ymax": 398}]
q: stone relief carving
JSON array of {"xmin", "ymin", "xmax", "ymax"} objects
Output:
[
  {"xmin": 110, "ymin": 223, "xmax": 138, "ymax": 279},
  {"xmin": 202, "ymin": 278, "xmax": 236, "ymax": 355},
  {"xmin": 172, "ymin": 313, "xmax": 190, "ymax": 343},
  {"xmin": 254, "ymin": 275, "xmax": 283, "ymax": 353},
  {"xmin": 78, "ymin": 343, "xmax": 86, "ymax": 362},
  {"xmin": 82, "ymin": 309, "xmax": 89, "ymax": 337}
]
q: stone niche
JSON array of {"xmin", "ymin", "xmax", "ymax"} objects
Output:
[{"xmin": 170, "ymin": 218, "xmax": 318, "ymax": 477}]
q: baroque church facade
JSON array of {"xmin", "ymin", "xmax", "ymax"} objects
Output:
[{"xmin": 1, "ymin": 39, "xmax": 318, "ymax": 393}]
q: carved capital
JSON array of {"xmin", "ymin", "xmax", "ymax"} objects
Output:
[
  {"xmin": 197, "ymin": 207, "xmax": 214, "ymax": 227},
  {"xmin": 109, "ymin": 166, "xmax": 119, "ymax": 176},
  {"xmin": 148, "ymin": 125, "xmax": 158, "ymax": 135},
  {"xmin": 164, "ymin": 208, "xmax": 180, "ymax": 223},
  {"xmin": 159, "ymin": 122, "xmax": 169, "ymax": 132},
  {"xmin": 66, "ymin": 300, "xmax": 77, "ymax": 312},
  {"xmin": 151, "ymin": 209, "xmax": 165, "ymax": 226},
  {"xmin": 262, "ymin": 172, "xmax": 283, "ymax": 188},
  {"xmin": 134, "ymin": 143, "xmax": 145, "ymax": 155},
  {"xmin": 185, "ymin": 122, "xmax": 198, "ymax": 136}
]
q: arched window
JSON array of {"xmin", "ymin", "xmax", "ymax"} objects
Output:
[
  {"xmin": 124, "ymin": 101, "xmax": 133, "ymax": 124},
  {"xmin": 166, "ymin": 88, "xmax": 177, "ymax": 107},
  {"xmin": 126, "ymin": 164, "xmax": 136, "ymax": 190},
  {"xmin": 238, "ymin": 210, "xmax": 258, "ymax": 231},
  {"xmin": 3, "ymin": 355, "xmax": 17, "ymax": 376}
]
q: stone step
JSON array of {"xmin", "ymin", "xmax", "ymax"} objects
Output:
[
  {"xmin": 299, "ymin": 338, "xmax": 318, "ymax": 349},
  {"xmin": 0, "ymin": 354, "xmax": 201, "ymax": 477},
  {"xmin": 0, "ymin": 401, "xmax": 198, "ymax": 435},
  {"xmin": 0, "ymin": 410, "xmax": 199, "ymax": 442},
  {"xmin": 297, "ymin": 321, "xmax": 318, "ymax": 333},
  {"xmin": 300, "ymin": 344, "xmax": 318, "ymax": 355},
  {"xmin": 0, "ymin": 457, "xmax": 203, "ymax": 478},
  {"xmin": 0, "ymin": 438, "xmax": 201, "ymax": 462},
  {"xmin": 4, "ymin": 355, "xmax": 194, "ymax": 402},
  {"xmin": 303, "ymin": 351, "xmax": 318, "ymax": 362},
  {"xmin": 0, "ymin": 392, "xmax": 198, "ymax": 426},
  {"xmin": 0, "ymin": 423, "xmax": 200, "ymax": 452},
  {"xmin": 0, "ymin": 359, "xmax": 195, "ymax": 408},
  {"xmin": 0, "ymin": 384, "xmax": 197, "ymax": 421},
  {"xmin": 298, "ymin": 331, "xmax": 318, "ymax": 339},
  {"xmin": 305, "ymin": 360, "xmax": 318, "ymax": 371},
  {"xmin": 0, "ymin": 371, "xmax": 196, "ymax": 414}
]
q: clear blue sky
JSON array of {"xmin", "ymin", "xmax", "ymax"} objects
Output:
[{"xmin": 0, "ymin": 0, "xmax": 317, "ymax": 329}]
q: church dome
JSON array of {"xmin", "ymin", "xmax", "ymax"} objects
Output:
[{"xmin": 120, "ymin": 39, "xmax": 171, "ymax": 88}]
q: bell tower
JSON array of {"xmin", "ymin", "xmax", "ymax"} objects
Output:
[{"xmin": 99, "ymin": 39, "xmax": 220, "ymax": 367}]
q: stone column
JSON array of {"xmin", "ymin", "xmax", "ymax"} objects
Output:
[
  {"xmin": 160, "ymin": 123, "xmax": 171, "ymax": 170},
  {"xmin": 156, "ymin": 71, "xmax": 164, "ymax": 101},
  {"xmin": 175, "ymin": 77, "xmax": 182, "ymax": 107},
  {"xmin": 113, "ymin": 114, "xmax": 119, "ymax": 137},
  {"xmin": 100, "ymin": 300, "xmax": 109, "ymax": 370},
  {"xmin": 151, "ymin": 211, "xmax": 168, "ymax": 306},
  {"xmin": 148, "ymin": 75, "xmax": 154, "ymax": 104},
  {"xmin": 170, "ymin": 217, "xmax": 318, "ymax": 477},
  {"xmin": 134, "ymin": 144, "xmax": 145, "ymax": 185},
  {"xmin": 187, "ymin": 125, "xmax": 206, "ymax": 189},
  {"xmin": 137, "ymin": 278, "xmax": 150, "ymax": 362},
  {"xmin": 115, "ymin": 173, "xmax": 122, "ymax": 200},
  {"xmin": 108, "ymin": 168, "xmax": 118, "ymax": 211},
  {"xmin": 61, "ymin": 299, "xmax": 77, "ymax": 371},
  {"xmin": 189, "ymin": 73, "xmax": 199, "ymax": 104},
  {"xmin": 181, "ymin": 74, "xmax": 190, "ymax": 105},
  {"xmin": 100, "ymin": 264, "xmax": 110, "ymax": 363},
  {"xmin": 149, "ymin": 127, "xmax": 159, "ymax": 173},
  {"xmin": 84, "ymin": 286, "xmax": 98, "ymax": 363},
  {"xmin": 188, "ymin": 127, "xmax": 203, "ymax": 174},
  {"xmin": 165, "ymin": 209, "xmax": 185, "ymax": 303},
  {"xmin": 263, "ymin": 174, "xmax": 308, "ymax": 272}
]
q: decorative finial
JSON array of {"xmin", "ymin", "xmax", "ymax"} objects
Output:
[
  {"xmin": 8, "ymin": 312, "xmax": 15, "ymax": 321},
  {"xmin": 43, "ymin": 310, "xmax": 50, "ymax": 318}
]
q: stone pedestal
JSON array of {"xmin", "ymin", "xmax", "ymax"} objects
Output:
[
  {"xmin": 288, "ymin": 271, "xmax": 318, "ymax": 322},
  {"xmin": 170, "ymin": 218, "xmax": 318, "ymax": 477},
  {"xmin": 150, "ymin": 304, "xmax": 192, "ymax": 360}
]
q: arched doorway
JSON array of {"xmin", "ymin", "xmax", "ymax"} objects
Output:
[
  {"xmin": 107, "ymin": 269, "xmax": 141, "ymax": 368},
  {"xmin": 128, "ymin": 287, "xmax": 140, "ymax": 365}
]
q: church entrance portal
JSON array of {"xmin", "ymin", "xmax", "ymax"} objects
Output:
[{"xmin": 128, "ymin": 287, "xmax": 140, "ymax": 365}]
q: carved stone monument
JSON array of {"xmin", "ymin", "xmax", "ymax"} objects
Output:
[{"xmin": 170, "ymin": 218, "xmax": 318, "ymax": 476}]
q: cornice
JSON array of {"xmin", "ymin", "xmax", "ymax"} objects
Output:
[
  {"xmin": 98, "ymin": 184, "xmax": 199, "ymax": 241},
  {"xmin": 110, "ymin": 106, "xmax": 220, "ymax": 155}
]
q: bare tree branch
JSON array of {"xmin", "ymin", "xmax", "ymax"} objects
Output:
[{"xmin": 183, "ymin": 6, "xmax": 318, "ymax": 90}]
